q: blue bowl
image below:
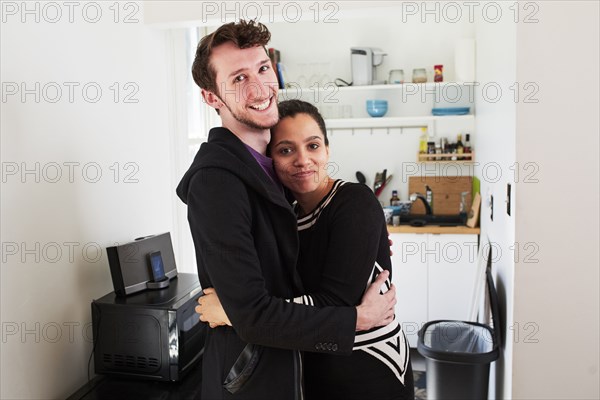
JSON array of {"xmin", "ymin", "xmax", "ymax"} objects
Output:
[{"xmin": 366, "ymin": 100, "xmax": 388, "ymax": 117}]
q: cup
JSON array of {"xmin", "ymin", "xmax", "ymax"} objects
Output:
[
  {"xmin": 308, "ymin": 63, "xmax": 320, "ymax": 87},
  {"xmin": 389, "ymin": 69, "xmax": 405, "ymax": 84},
  {"xmin": 319, "ymin": 62, "xmax": 332, "ymax": 86},
  {"xmin": 342, "ymin": 104, "xmax": 353, "ymax": 118},
  {"xmin": 383, "ymin": 208, "xmax": 393, "ymax": 225},
  {"xmin": 296, "ymin": 63, "xmax": 308, "ymax": 88}
]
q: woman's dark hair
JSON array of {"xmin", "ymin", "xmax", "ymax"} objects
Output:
[
  {"xmin": 276, "ymin": 100, "xmax": 329, "ymax": 145},
  {"xmin": 191, "ymin": 20, "xmax": 271, "ymax": 95}
]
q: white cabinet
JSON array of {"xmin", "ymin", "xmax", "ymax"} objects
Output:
[
  {"xmin": 391, "ymin": 233, "xmax": 428, "ymax": 346},
  {"xmin": 391, "ymin": 232, "xmax": 479, "ymax": 347}
]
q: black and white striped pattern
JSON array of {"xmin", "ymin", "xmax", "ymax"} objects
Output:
[
  {"xmin": 290, "ymin": 263, "xmax": 410, "ymax": 384},
  {"xmin": 292, "ymin": 178, "xmax": 410, "ymax": 385},
  {"xmin": 289, "ymin": 294, "xmax": 315, "ymax": 306},
  {"xmin": 295, "ymin": 180, "xmax": 348, "ymax": 231},
  {"xmin": 353, "ymin": 262, "xmax": 410, "ymax": 385}
]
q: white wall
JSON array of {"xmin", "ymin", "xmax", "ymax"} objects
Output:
[
  {"xmin": 475, "ymin": 2, "xmax": 600, "ymax": 399},
  {"xmin": 473, "ymin": 5, "xmax": 517, "ymax": 398},
  {"xmin": 1, "ymin": 3, "xmax": 173, "ymax": 398},
  {"xmin": 513, "ymin": 2, "xmax": 599, "ymax": 399}
]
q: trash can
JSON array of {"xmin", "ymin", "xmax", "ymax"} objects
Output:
[{"xmin": 417, "ymin": 266, "xmax": 501, "ymax": 400}]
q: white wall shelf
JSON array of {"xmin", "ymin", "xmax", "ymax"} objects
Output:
[
  {"xmin": 280, "ymin": 81, "xmax": 476, "ymax": 95},
  {"xmin": 417, "ymin": 151, "xmax": 476, "ymax": 163},
  {"xmin": 324, "ymin": 114, "xmax": 474, "ymax": 131}
]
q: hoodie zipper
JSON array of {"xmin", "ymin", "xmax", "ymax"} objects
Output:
[{"xmin": 294, "ymin": 350, "xmax": 304, "ymax": 400}]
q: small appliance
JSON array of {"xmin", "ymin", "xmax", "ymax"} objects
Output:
[
  {"xmin": 91, "ymin": 273, "xmax": 206, "ymax": 382},
  {"xmin": 351, "ymin": 47, "xmax": 387, "ymax": 85},
  {"xmin": 107, "ymin": 233, "xmax": 177, "ymax": 297}
]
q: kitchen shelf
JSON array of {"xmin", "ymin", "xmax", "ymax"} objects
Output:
[
  {"xmin": 279, "ymin": 81, "xmax": 476, "ymax": 94},
  {"xmin": 387, "ymin": 225, "xmax": 480, "ymax": 234},
  {"xmin": 417, "ymin": 152, "xmax": 476, "ymax": 163},
  {"xmin": 324, "ymin": 115, "xmax": 474, "ymax": 131}
]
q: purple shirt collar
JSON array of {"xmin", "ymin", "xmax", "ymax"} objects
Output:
[{"xmin": 244, "ymin": 143, "xmax": 284, "ymax": 192}]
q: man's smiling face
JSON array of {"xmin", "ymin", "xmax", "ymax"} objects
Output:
[{"xmin": 207, "ymin": 42, "xmax": 280, "ymax": 131}]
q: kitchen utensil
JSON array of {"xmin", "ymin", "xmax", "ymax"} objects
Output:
[
  {"xmin": 356, "ymin": 171, "xmax": 366, "ymax": 185},
  {"xmin": 375, "ymin": 174, "xmax": 393, "ymax": 197},
  {"xmin": 373, "ymin": 171, "xmax": 384, "ymax": 194}
]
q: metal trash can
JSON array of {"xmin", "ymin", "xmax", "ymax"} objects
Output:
[{"xmin": 417, "ymin": 266, "xmax": 501, "ymax": 400}]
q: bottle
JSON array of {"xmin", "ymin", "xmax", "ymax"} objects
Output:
[
  {"xmin": 434, "ymin": 64, "xmax": 444, "ymax": 82},
  {"xmin": 390, "ymin": 190, "xmax": 400, "ymax": 206},
  {"xmin": 425, "ymin": 185, "xmax": 434, "ymax": 213},
  {"xmin": 427, "ymin": 141, "xmax": 436, "ymax": 154},
  {"xmin": 419, "ymin": 127, "xmax": 428, "ymax": 154},
  {"xmin": 464, "ymin": 133, "xmax": 472, "ymax": 160},
  {"xmin": 456, "ymin": 133, "xmax": 464, "ymax": 160},
  {"xmin": 435, "ymin": 144, "xmax": 442, "ymax": 160}
]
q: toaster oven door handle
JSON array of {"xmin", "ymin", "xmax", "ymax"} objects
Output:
[{"xmin": 223, "ymin": 343, "xmax": 264, "ymax": 394}]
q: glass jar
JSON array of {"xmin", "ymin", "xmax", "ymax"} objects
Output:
[
  {"xmin": 412, "ymin": 68, "xmax": 427, "ymax": 83},
  {"xmin": 388, "ymin": 69, "xmax": 405, "ymax": 84}
]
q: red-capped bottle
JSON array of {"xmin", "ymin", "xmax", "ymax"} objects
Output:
[{"xmin": 434, "ymin": 65, "xmax": 444, "ymax": 82}]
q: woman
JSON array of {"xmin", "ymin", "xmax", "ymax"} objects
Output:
[{"xmin": 199, "ymin": 100, "xmax": 414, "ymax": 399}]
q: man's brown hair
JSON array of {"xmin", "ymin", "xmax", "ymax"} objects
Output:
[{"xmin": 191, "ymin": 20, "xmax": 271, "ymax": 95}]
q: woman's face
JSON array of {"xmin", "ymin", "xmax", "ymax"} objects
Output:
[{"xmin": 270, "ymin": 113, "xmax": 330, "ymax": 195}]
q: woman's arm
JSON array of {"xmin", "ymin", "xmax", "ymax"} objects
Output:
[
  {"xmin": 300, "ymin": 183, "xmax": 391, "ymax": 309},
  {"xmin": 197, "ymin": 270, "xmax": 395, "ymax": 329},
  {"xmin": 197, "ymin": 183, "xmax": 395, "ymax": 329}
]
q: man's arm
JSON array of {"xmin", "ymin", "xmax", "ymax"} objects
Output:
[{"xmin": 197, "ymin": 271, "xmax": 396, "ymax": 330}]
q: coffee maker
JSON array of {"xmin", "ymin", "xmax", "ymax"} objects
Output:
[{"xmin": 351, "ymin": 47, "xmax": 387, "ymax": 86}]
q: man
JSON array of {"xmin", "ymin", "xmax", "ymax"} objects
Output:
[{"xmin": 176, "ymin": 20, "xmax": 395, "ymax": 399}]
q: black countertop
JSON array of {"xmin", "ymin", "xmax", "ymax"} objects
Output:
[{"xmin": 67, "ymin": 360, "xmax": 203, "ymax": 400}]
